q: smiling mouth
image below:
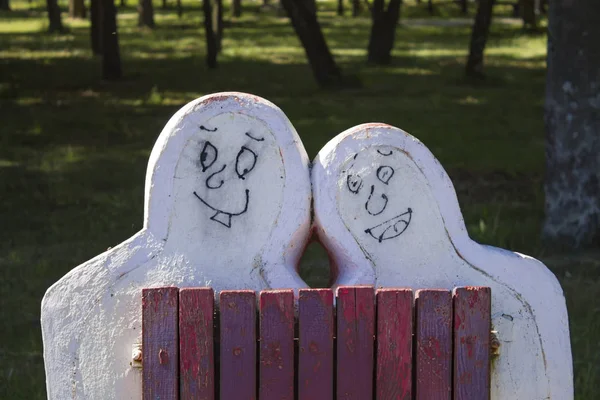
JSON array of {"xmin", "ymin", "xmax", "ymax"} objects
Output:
[
  {"xmin": 193, "ymin": 189, "xmax": 250, "ymax": 228},
  {"xmin": 364, "ymin": 208, "xmax": 412, "ymax": 243}
]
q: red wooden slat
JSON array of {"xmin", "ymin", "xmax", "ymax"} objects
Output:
[
  {"xmin": 179, "ymin": 288, "xmax": 214, "ymax": 400},
  {"xmin": 415, "ymin": 289, "xmax": 452, "ymax": 400},
  {"xmin": 336, "ymin": 286, "xmax": 375, "ymax": 400},
  {"xmin": 219, "ymin": 290, "xmax": 257, "ymax": 400},
  {"xmin": 376, "ymin": 288, "xmax": 413, "ymax": 400},
  {"xmin": 259, "ymin": 289, "xmax": 295, "ymax": 400},
  {"xmin": 298, "ymin": 288, "xmax": 334, "ymax": 400},
  {"xmin": 453, "ymin": 287, "xmax": 491, "ymax": 400},
  {"xmin": 142, "ymin": 287, "xmax": 179, "ymax": 400}
]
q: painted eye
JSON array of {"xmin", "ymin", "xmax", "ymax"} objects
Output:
[
  {"xmin": 347, "ymin": 174, "xmax": 363, "ymax": 194},
  {"xmin": 235, "ymin": 146, "xmax": 257, "ymax": 179},
  {"xmin": 200, "ymin": 141, "xmax": 218, "ymax": 172},
  {"xmin": 377, "ymin": 166, "xmax": 395, "ymax": 185}
]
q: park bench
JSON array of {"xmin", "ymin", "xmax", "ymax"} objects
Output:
[
  {"xmin": 41, "ymin": 92, "xmax": 572, "ymax": 399},
  {"xmin": 140, "ymin": 285, "xmax": 491, "ymax": 399}
]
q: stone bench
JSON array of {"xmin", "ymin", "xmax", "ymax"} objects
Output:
[{"xmin": 41, "ymin": 92, "xmax": 572, "ymax": 399}]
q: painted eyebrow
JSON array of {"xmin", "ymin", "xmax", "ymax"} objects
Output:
[
  {"xmin": 200, "ymin": 125, "xmax": 217, "ymax": 132},
  {"xmin": 245, "ymin": 131, "xmax": 264, "ymax": 142},
  {"xmin": 377, "ymin": 149, "xmax": 393, "ymax": 156}
]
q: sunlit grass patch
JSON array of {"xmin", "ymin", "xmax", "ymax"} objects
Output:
[{"xmin": 0, "ymin": 16, "xmax": 46, "ymax": 33}]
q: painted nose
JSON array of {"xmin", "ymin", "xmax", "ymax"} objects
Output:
[
  {"xmin": 365, "ymin": 185, "xmax": 388, "ymax": 216},
  {"xmin": 206, "ymin": 164, "xmax": 226, "ymax": 189}
]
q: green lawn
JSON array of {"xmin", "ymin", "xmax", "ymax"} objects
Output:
[{"xmin": 1, "ymin": 1, "xmax": 598, "ymax": 398}]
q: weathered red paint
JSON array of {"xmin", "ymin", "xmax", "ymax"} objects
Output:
[
  {"xmin": 336, "ymin": 286, "xmax": 375, "ymax": 400},
  {"xmin": 219, "ymin": 290, "xmax": 256, "ymax": 400},
  {"xmin": 415, "ymin": 289, "xmax": 452, "ymax": 400},
  {"xmin": 140, "ymin": 285, "xmax": 492, "ymax": 400},
  {"xmin": 179, "ymin": 288, "xmax": 214, "ymax": 400},
  {"xmin": 259, "ymin": 290, "xmax": 295, "ymax": 400},
  {"xmin": 142, "ymin": 287, "xmax": 179, "ymax": 400},
  {"xmin": 376, "ymin": 288, "xmax": 413, "ymax": 400},
  {"xmin": 298, "ymin": 289, "xmax": 334, "ymax": 400},
  {"xmin": 453, "ymin": 287, "xmax": 491, "ymax": 400}
]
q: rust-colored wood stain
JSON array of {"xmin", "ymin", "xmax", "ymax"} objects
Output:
[{"xmin": 141, "ymin": 286, "xmax": 491, "ymax": 400}]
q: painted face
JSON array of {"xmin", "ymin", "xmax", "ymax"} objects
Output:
[
  {"xmin": 174, "ymin": 112, "xmax": 285, "ymax": 230},
  {"xmin": 337, "ymin": 146, "xmax": 414, "ymax": 244}
]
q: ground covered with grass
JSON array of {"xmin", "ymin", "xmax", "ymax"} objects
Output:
[{"xmin": 1, "ymin": 1, "xmax": 598, "ymax": 398}]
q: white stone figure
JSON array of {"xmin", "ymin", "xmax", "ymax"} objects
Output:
[
  {"xmin": 312, "ymin": 123, "xmax": 573, "ymax": 399},
  {"xmin": 41, "ymin": 93, "xmax": 311, "ymax": 399}
]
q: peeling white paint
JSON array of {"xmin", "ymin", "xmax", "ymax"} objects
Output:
[{"xmin": 312, "ymin": 123, "xmax": 573, "ymax": 399}]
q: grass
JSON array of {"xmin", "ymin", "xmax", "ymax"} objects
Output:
[{"xmin": 1, "ymin": 1, "xmax": 598, "ymax": 398}]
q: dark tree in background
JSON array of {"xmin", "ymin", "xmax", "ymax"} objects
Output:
[
  {"xmin": 232, "ymin": 0, "xmax": 241, "ymax": 17},
  {"xmin": 367, "ymin": 0, "xmax": 402, "ymax": 65},
  {"xmin": 90, "ymin": 0, "xmax": 102, "ymax": 54},
  {"xmin": 101, "ymin": 0, "xmax": 122, "ymax": 79},
  {"xmin": 280, "ymin": 0, "xmax": 343, "ymax": 88},
  {"xmin": 203, "ymin": 0, "xmax": 218, "ymax": 68},
  {"xmin": 177, "ymin": 0, "xmax": 182, "ymax": 17},
  {"xmin": 543, "ymin": 0, "xmax": 600, "ymax": 248},
  {"xmin": 520, "ymin": 0, "xmax": 536, "ymax": 30},
  {"xmin": 46, "ymin": 0, "xmax": 64, "ymax": 33},
  {"xmin": 352, "ymin": 0, "xmax": 362, "ymax": 17},
  {"xmin": 0, "ymin": 0, "xmax": 10, "ymax": 11},
  {"xmin": 337, "ymin": 0, "xmax": 343, "ymax": 16},
  {"xmin": 138, "ymin": 0, "xmax": 155, "ymax": 28},
  {"xmin": 465, "ymin": 0, "xmax": 494, "ymax": 77},
  {"xmin": 213, "ymin": 0, "xmax": 223, "ymax": 53},
  {"xmin": 69, "ymin": 0, "xmax": 86, "ymax": 18}
]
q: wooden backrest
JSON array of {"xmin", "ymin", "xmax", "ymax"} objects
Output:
[{"xmin": 141, "ymin": 286, "xmax": 491, "ymax": 400}]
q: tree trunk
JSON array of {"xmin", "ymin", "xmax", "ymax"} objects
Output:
[
  {"xmin": 460, "ymin": 0, "xmax": 467, "ymax": 15},
  {"xmin": 232, "ymin": 0, "xmax": 241, "ymax": 17},
  {"xmin": 120, "ymin": 0, "xmax": 125, "ymax": 7},
  {"xmin": 520, "ymin": 0, "xmax": 536, "ymax": 29},
  {"xmin": 543, "ymin": 0, "xmax": 600, "ymax": 249},
  {"xmin": 352, "ymin": 0, "xmax": 361, "ymax": 16},
  {"xmin": 47, "ymin": 0, "xmax": 64, "ymax": 33},
  {"xmin": 280, "ymin": 0, "xmax": 343, "ymax": 88},
  {"xmin": 337, "ymin": 0, "xmax": 343, "ymax": 16},
  {"xmin": 101, "ymin": 0, "xmax": 122, "ymax": 79},
  {"xmin": 177, "ymin": 0, "xmax": 182, "ymax": 17},
  {"xmin": 203, "ymin": 0, "xmax": 218, "ymax": 68},
  {"xmin": 69, "ymin": 0, "xmax": 86, "ymax": 18},
  {"xmin": 0, "ymin": 0, "xmax": 10, "ymax": 11},
  {"xmin": 162, "ymin": 0, "xmax": 166, "ymax": 9},
  {"xmin": 138, "ymin": 0, "xmax": 154, "ymax": 28},
  {"xmin": 90, "ymin": 0, "xmax": 102, "ymax": 54},
  {"xmin": 427, "ymin": 0, "xmax": 433, "ymax": 15},
  {"xmin": 465, "ymin": 0, "xmax": 494, "ymax": 77},
  {"xmin": 213, "ymin": 0, "xmax": 223, "ymax": 53},
  {"xmin": 367, "ymin": 0, "xmax": 402, "ymax": 65}
]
